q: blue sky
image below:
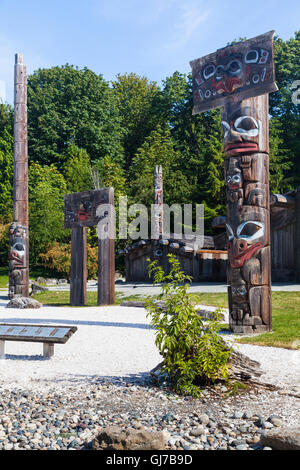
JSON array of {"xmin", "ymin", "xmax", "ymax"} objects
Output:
[{"xmin": 0, "ymin": 0, "xmax": 299, "ymax": 103}]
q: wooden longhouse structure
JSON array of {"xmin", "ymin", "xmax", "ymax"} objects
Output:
[
  {"xmin": 121, "ymin": 163, "xmax": 300, "ymax": 283},
  {"xmin": 121, "ymin": 166, "xmax": 228, "ymax": 283}
]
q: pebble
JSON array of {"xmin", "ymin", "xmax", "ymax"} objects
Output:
[{"xmin": 0, "ymin": 378, "xmax": 297, "ymax": 451}]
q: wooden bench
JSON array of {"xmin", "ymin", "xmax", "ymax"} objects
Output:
[{"xmin": 0, "ymin": 323, "xmax": 77, "ymax": 358}]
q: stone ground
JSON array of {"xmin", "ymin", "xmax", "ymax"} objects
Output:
[{"xmin": 0, "ymin": 377, "xmax": 299, "ymax": 451}]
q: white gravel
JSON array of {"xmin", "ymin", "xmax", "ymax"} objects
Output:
[
  {"xmin": 0, "ymin": 301, "xmax": 299, "ymax": 392},
  {"xmin": 0, "ymin": 304, "xmax": 162, "ymax": 390}
]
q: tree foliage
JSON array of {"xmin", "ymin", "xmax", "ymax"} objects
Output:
[
  {"xmin": 27, "ymin": 64, "xmax": 124, "ymax": 166},
  {"xmin": 28, "ymin": 163, "xmax": 67, "ymax": 262},
  {"xmin": 0, "ymin": 32, "xmax": 298, "ymax": 273}
]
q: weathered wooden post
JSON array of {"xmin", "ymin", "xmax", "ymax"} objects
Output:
[
  {"xmin": 296, "ymin": 187, "xmax": 300, "ymax": 282},
  {"xmin": 97, "ymin": 188, "xmax": 115, "ymax": 305},
  {"xmin": 70, "ymin": 227, "xmax": 87, "ymax": 306},
  {"xmin": 190, "ymin": 32, "xmax": 278, "ymax": 333},
  {"xmin": 9, "ymin": 53, "xmax": 29, "ymax": 299}
]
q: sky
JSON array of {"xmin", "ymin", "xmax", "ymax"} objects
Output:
[{"xmin": 0, "ymin": 0, "xmax": 299, "ymax": 104}]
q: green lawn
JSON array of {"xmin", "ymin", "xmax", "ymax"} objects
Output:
[
  {"xmin": 31, "ymin": 290, "xmax": 146, "ymax": 307},
  {"xmin": 0, "ymin": 267, "xmax": 63, "ymax": 288},
  {"xmin": 0, "ymin": 268, "xmax": 8, "ymax": 288},
  {"xmin": 191, "ymin": 292, "xmax": 300, "ymax": 350}
]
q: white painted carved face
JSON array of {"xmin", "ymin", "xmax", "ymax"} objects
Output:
[
  {"xmin": 227, "ymin": 172, "xmax": 242, "ymax": 189},
  {"xmin": 226, "ymin": 221, "xmax": 264, "ymax": 242},
  {"xmin": 221, "ymin": 102, "xmax": 262, "ymax": 155},
  {"xmin": 226, "ymin": 220, "xmax": 265, "ymax": 268},
  {"xmin": 221, "ymin": 115, "xmax": 260, "ymax": 139},
  {"xmin": 231, "ymin": 285, "xmax": 247, "ymax": 296}
]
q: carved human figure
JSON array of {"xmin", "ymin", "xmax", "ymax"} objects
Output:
[{"xmin": 9, "ymin": 223, "xmax": 27, "ymax": 270}]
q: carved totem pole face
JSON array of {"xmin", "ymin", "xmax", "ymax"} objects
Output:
[
  {"xmin": 221, "ymin": 95, "xmax": 269, "ymax": 156},
  {"xmin": 226, "ymin": 206, "xmax": 268, "ymax": 269},
  {"xmin": 9, "ymin": 224, "xmax": 27, "ymax": 269}
]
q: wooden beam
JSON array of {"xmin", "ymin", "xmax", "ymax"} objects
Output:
[
  {"xmin": 98, "ymin": 188, "xmax": 115, "ymax": 305},
  {"xmin": 70, "ymin": 227, "xmax": 87, "ymax": 306}
]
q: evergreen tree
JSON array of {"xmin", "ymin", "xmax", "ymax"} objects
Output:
[
  {"xmin": 0, "ymin": 129, "xmax": 13, "ymax": 222},
  {"xmin": 112, "ymin": 73, "xmax": 161, "ymax": 171}
]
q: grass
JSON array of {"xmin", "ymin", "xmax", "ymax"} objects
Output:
[
  {"xmin": 31, "ymin": 290, "xmax": 148, "ymax": 307},
  {"xmin": 0, "ymin": 267, "xmax": 63, "ymax": 288}
]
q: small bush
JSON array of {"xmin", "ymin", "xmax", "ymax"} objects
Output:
[
  {"xmin": 39, "ymin": 241, "xmax": 98, "ymax": 279},
  {"xmin": 145, "ymin": 254, "xmax": 232, "ymax": 397}
]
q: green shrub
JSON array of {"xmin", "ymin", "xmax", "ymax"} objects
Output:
[{"xmin": 145, "ymin": 254, "xmax": 232, "ymax": 397}]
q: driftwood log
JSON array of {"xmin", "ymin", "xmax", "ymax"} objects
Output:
[{"xmin": 151, "ymin": 345, "xmax": 276, "ymax": 391}]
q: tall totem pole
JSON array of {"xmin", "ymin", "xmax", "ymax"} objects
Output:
[
  {"xmin": 190, "ymin": 32, "xmax": 278, "ymax": 333},
  {"xmin": 153, "ymin": 165, "xmax": 163, "ymax": 241},
  {"xmin": 9, "ymin": 54, "xmax": 29, "ymax": 299}
]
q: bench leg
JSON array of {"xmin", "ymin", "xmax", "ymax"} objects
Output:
[
  {"xmin": 0, "ymin": 340, "xmax": 5, "ymax": 358},
  {"xmin": 43, "ymin": 343, "xmax": 54, "ymax": 358}
]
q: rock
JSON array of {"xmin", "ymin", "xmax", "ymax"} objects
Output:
[
  {"xmin": 45, "ymin": 278, "xmax": 58, "ymax": 286},
  {"xmin": 232, "ymin": 411, "xmax": 243, "ymax": 419},
  {"xmin": 31, "ymin": 283, "xmax": 49, "ymax": 295},
  {"xmin": 242, "ymin": 411, "xmax": 253, "ymax": 419},
  {"xmin": 6, "ymin": 297, "xmax": 42, "ymax": 309},
  {"xmin": 260, "ymin": 427, "xmax": 300, "ymax": 450},
  {"xmin": 269, "ymin": 418, "xmax": 284, "ymax": 427},
  {"xmin": 91, "ymin": 426, "xmax": 167, "ymax": 450},
  {"xmin": 199, "ymin": 414, "xmax": 210, "ymax": 425},
  {"xmin": 190, "ymin": 425, "xmax": 206, "ymax": 437},
  {"xmin": 262, "ymin": 422, "xmax": 273, "ymax": 429},
  {"xmin": 36, "ymin": 277, "xmax": 46, "ymax": 285}
]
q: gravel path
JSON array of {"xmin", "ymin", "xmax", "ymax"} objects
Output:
[{"xmin": 0, "ymin": 302, "xmax": 299, "ymax": 450}]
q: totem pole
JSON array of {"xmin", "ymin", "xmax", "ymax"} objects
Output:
[
  {"xmin": 153, "ymin": 165, "xmax": 163, "ymax": 241},
  {"xmin": 152, "ymin": 165, "xmax": 165, "ymax": 266},
  {"xmin": 190, "ymin": 32, "xmax": 278, "ymax": 333},
  {"xmin": 9, "ymin": 54, "xmax": 29, "ymax": 299},
  {"xmin": 64, "ymin": 189, "xmax": 115, "ymax": 306}
]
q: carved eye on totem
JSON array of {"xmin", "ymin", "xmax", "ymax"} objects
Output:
[
  {"xmin": 221, "ymin": 121, "xmax": 230, "ymax": 137},
  {"xmin": 82, "ymin": 200, "xmax": 92, "ymax": 212},
  {"xmin": 237, "ymin": 221, "xmax": 264, "ymax": 241},
  {"xmin": 226, "ymin": 224, "xmax": 234, "ymax": 241},
  {"xmin": 215, "ymin": 65, "xmax": 225, "ymax": 81},
  {"xmin": 203, "ymin": 63, "xmax": 216, "ymax": 80},
  {"xmin": 227, "ymin": 59, "xmax": 242, "ymax": 76},
  {"xmin": 13, "ymin": 242, "xmax": 25, "ymax": 256},
  {"xmin": 234, "ymin": 116, "xmax": 260, "ymax": 136},
  {"xmin": 232, "ymin": 286, "xmax": 247, "ymax": 296},
  {"xmin": 227, "ymin": 174, "xmax": 241, "ymax": 185}
]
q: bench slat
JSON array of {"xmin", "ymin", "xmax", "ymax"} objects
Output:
[{"xmin": 0, "ymin": 323, "xmax": 77, "ymax": 344}]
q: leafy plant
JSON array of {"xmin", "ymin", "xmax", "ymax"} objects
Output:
[{"xmin": 145, "ymin": 254, "xmax": 232, "ymax": 397}]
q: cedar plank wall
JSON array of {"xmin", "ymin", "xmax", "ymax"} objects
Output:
[
  {"xmin": 270, "ymin": 193, "xmax": 297, "ymax": 282},
  {"xmin": 124, "ymin": 190, "xmax": 300, "ymax": 283},
  {"xmin": 124, "ymin": 244, "xmax": 228, "ymax": 282}
]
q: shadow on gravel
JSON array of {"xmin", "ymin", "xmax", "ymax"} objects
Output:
[
  {"xmin": 30, "ymin": 372, "xmax": 157, "ymax": 388},
  {"xmin": 1, "ymin": 354, "xmax": 50, "ymax": 361},
  {"xmin": 0, "ymin": 317, "xmax": 155, "ymax": 330}
]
